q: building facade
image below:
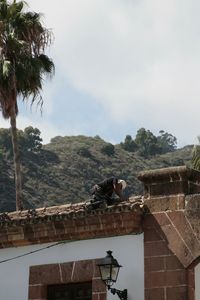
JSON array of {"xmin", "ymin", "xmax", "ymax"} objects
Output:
[{"xmin": 0, "ymin": 166, "xmax": 200, "ymax": 300}]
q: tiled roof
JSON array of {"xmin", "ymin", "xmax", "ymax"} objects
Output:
[
  {"xmin": 0, "ymin": 196, "xmax": 143, "ymax": 227},
  {"xmin": 0, "ymin": 197, "xmax": 144, "ymax": 249}
]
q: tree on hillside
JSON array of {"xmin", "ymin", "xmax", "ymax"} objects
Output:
[
  {"xmin": 22, "ymin": 126, "xmax": 42, "ymax": 153},
  {"xmin": 120, "ymin": 135, "xmax": 138, "ymax": 152},
  {"xmin": 135, "ymin": 128, "xmax": 159, "ymax": 157},
  {"xmin": 157, "ymin": 130, "xmax": 177, "ymax": 154},
  {"xmin": 0, "ymin": 126, "xmax": 42, "ymax": 155},
  {"xmin": 101, "ymin": 143, "xmax": 115, "ymax": 156},
  {"xmin": 0, "ymin": 0, "xmax": 54, "ymax": 210},
  {"xmin": 0, "ymin": 128, "xmax": 12, "ymax": 154}
]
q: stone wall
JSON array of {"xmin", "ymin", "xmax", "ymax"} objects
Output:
[
  {"xmin": 0, "ymin": 199, "xmax": 143, "ymax": 248},
  {"xmin": 29, "ymin": 259, "xmax": 106, "ymax": 300},
  {"xmin": 139, "ymin": 166, "xmax": 200, "ymax": 300}
]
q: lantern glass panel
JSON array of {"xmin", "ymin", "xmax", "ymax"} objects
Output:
[
  {"xmin": 111, "ymin": 266, "xmax": 120, "ymax": 282},
  {"xmin": 99, "ymin": 265, "xmax": 112, "ymax": 282}
]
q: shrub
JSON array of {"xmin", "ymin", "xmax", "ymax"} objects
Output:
[
  {"xmin": 77, "ymin": 147, "xmax": 92, "ymax": 158},
  {"xmin": 101, "ymin": 143, "xmax": 115, "ymax": 156}
]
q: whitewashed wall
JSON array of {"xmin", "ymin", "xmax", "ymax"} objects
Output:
[
  {"xmin": 0, "ymin": 234, "xmax": 144, "ymax": 300},
  {"xmin": 195, "ymin": 263, "xmax": 200, "ymax": 299}
]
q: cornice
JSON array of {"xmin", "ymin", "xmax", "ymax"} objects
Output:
[{"xmin": 0, "ymin": 197, "xmax": 144, "ymax": 249}]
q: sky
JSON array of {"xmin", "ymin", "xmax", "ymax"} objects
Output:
[{"xmin": 0, "ymin": 0, "xmax": 200, "ymax": 147}]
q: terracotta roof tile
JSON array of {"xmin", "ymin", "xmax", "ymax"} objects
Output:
[{"xmin": 0, "ymin": 196, "xmax": 144, "ymax": 227}]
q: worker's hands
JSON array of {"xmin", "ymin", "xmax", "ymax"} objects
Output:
[
  {"xmin": 116, "ymin": 196, "xmax": 129, "ymax": 203},
  {"xmin": 114, "ymin": 182, "xmax": 123, "ymax": 194},
  {"xmin": 114, "ymin": 183, "xmax": 129, "ymax": 202}
]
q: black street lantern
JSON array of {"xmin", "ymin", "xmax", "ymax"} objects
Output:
[
  {"xmin": 98, "ymin": 250, "xmax": 121, "ymax": 286},
  {"xmin": 97, "ymin": 250, "xmax": 128, "ymax": 300}
]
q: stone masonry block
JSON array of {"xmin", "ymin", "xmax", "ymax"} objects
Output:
[
  {"xmin": 145, "ymin": 270, "xmax": 187, "ymax": 288},
  {"xmin": 145, "ymin": 288, "xmax": 165, "ymax": 300},
  {"xmin": 29, "ymin": 264, "xmax": 61, "ymax": 285},
  {"xmin": 72, "ymin": 260, "xmax": 94, "ymax": 282},
  {"xmin": 166, "ymin": 286, "xmax": 188, "ymax": 300}
]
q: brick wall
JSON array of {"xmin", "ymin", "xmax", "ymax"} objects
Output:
[{"xmin": 139, "ymin": 166, "xmax": 200, "ymax": 300}]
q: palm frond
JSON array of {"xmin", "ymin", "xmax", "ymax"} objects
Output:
[
  {"xmin": 38, "ymin": 54, "xmax": 55, "ymax": 76},
  {"xmin": 7, "ymin": 0, "xmax": 23, "ymax": 17},
  {"xmin": 0, "ymin": 1, "xmax": 8, "ymax": 20},
  {"xmin": 191, "ymin": 145, "xmax": 200, "ymax": 171},
  {"xmin": 2, "ymin": 59, "xmax": 11, "ymax": 77},
  {"xmin": 0, "ymin": 0, "xmax": 54, "ymax": 119}
]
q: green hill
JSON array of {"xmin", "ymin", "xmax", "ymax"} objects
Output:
[{"xmin": 0, "ymin": 134, "xmax": 193, "ymax": 212}]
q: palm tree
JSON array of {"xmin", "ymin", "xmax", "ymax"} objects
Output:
[
  {"xmin": 0, "ymin": 0, "xmax": 54, "ymax": 210},
  {"xmin": 191, "ymin": 137, "xmax": 200, "ymax": 171}
]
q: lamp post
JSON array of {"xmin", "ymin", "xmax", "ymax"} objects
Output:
[{"xmin": 97, "ymin": 250, "xmax": 128, "ymax": 300}]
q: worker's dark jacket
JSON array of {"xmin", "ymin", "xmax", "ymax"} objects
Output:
[
  {"xmin": 90, "ymin": 177, "xmax": 119, "ymax": 207},
  {"xmin": 92, "ymin": 177, "xmax": 119, "ymax": 197}
]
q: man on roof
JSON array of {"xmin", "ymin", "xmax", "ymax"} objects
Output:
[{"xmin": 87, "ymin": 177, "xmax": 127, "ymax": 210}]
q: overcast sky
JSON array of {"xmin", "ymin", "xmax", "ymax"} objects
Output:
[{"xmin": 0, "ymin": 0, "xmax": 200, "ymax": 147}]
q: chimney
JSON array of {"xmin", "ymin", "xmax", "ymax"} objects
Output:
[
  {"xmin": 138, "ymin": 165, "xmax": 200, "ymax": 198},
  {"xmin": 138, "ymin": 166, "xmax": 200, "ymax": 269}
]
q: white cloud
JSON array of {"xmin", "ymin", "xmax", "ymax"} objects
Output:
[
  {"xmin": 51, "ymin": 0, "xmax": 200, "ymax": 144},
  {"xmin": 3, "ymin": 0, "xmax": 200, "ymax": 146}
]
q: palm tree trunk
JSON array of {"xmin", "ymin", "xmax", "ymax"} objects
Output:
[{"xmin": 10, "ymin": 105, "xmax": 23, "ymax": 211}]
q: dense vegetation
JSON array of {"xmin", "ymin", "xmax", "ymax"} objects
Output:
[
  {"xmin": 0, "ymin": 127, "xmax": 193, "ymax": 212},
  {"xmin": 120, "ymin": 128, "xmax": 177, "ymax": 157}
]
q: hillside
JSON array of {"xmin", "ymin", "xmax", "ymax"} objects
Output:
[{"xmin": 0, "ymin": 134, "xmax": 193, "ymax": 212}]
